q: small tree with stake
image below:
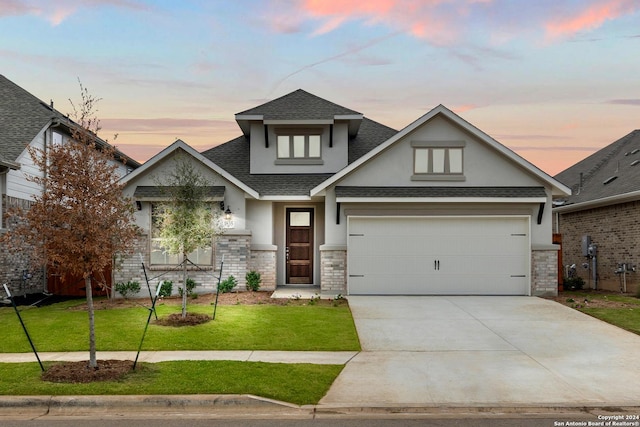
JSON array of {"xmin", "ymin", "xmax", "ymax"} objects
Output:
[
  {"xmin": 155, "ymin": 152, "xmax": 219, "ymax": 319},
  {"xmin": 4, "ymin": 83, "xmax": 138, "ymax": 369}
]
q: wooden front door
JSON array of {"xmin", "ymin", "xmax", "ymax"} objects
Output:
[{"xmin": 286, "ymin": 208, "xmax": 314, "ymax": 284}]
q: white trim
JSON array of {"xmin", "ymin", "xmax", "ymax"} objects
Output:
[
  {"xmin": 336, "ymin": 197, "xmax": 546, "ymax": 203},
  {"xmin": 553, "ymin": 190, "xmax": 640, "ymax": 213},
  {"xmin": 310, "ymin": 105, "xmax": 571, "ymax": 197},
  {"xmin": 262, "ymin": 195, "xmax": 313, "ymax": 201},
  {"xmin": 119, "ymin": 140, "xmax": 260, "ymax": 199},
  {"xmin": 265, "ymin": 119, "xmax": 332, "ymax": 125},
  {"xmin": 234, "ymin": 114, "xmax": 263, "ymax": 121}
]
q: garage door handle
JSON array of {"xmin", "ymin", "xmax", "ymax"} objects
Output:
[
  {"xmin": 349, "ymin": 274, "xmax": 364, "ymax": 277},
  {"xmin": 434, "ymin": 260, "xmax": 440, "ymax": 270},
  {"xmin": 510, "ymin": 275, "xmax": 526, "ymax": 277}
]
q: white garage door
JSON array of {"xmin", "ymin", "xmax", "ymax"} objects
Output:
[{"xmin": 347, "ymin": 216, "xmax": 530, "ymax": 295}]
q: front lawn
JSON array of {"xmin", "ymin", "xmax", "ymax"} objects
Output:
[
  {"xmin": 0, "ymin": 297, "xmax": 361, "ymax": 352},
  {"xmin": 0, "ymin": 361, "xmax": 343, "ymax": 405},
  {"xmin": 551, "ymin": 290, "xmax": 640, "ymax": 335}
]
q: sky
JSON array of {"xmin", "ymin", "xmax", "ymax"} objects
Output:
[{"xmin": 1, "ymin": 0, "xmax": 639, "ymax": 176}]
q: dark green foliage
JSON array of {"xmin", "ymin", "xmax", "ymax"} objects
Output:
[
  {"xmin": 564, "ymin": 276, "xmax": 585, "ymax": 290},
  {"xmin": 178, "ymin": 277, "xmax": 197, "ymax": 298},
  {"xmin": 218, "ymin": 275, "xmax": 237, "ymax": 293},
  {"xmin": 115, "ymin": 281, "xmax": 141, "ymax": 299},
  {"xmin": 245, "ymin": 270, "xmax": 261, "ymax": 291},
  {"xmin": 158, "ymin": 280, "xmax": 173, "ymax": 297}
]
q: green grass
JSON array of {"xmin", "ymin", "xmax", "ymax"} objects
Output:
[
  {"xmin": 0, "ymin": 299, "xmax": 360, "ymax": 352},
  {"xmin": 560, "ymin": 291, "xmax": 640, "ymax": 335},
  {"xmin": 0, "ymin": 361, "xmax": 343, "ymax": 405}
]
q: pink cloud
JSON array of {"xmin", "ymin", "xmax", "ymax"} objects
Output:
[
  {"xmin": 546, "ymin": 0, "xmax": 640, "ymax": 39},
  {"xmin": 0, "ymin": 0, "xmax": 150, "ymax": 26}
]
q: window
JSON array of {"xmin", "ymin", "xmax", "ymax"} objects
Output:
[
  {"xmin": 276, "ymin": 134, "xmax": 321, "ymax": 159},
  {"xmin": 411, "ymin": 141, "xmax": 465, "ymax": 180},
  {"xmin": 150, "ymin": 203, "xmax": 213, "ymax": 266}
]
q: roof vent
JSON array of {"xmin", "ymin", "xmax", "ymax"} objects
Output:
[
  {"xmin": 603, "ymin": 176, "xmax": 618, "ymax": 185},
  {"xmin": 625, "ymin": 152, "xmax": 630, "ymax": 156},
  {"xmin": 632, "ymin": 160, "xmax": 640, "ymax": 166},
  {"xmin": 632, "ymin": 149, "xmax": 640, "ymax": 155}
]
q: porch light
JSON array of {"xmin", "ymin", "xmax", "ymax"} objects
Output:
[{"xmin": 224, "ymin": 207, "xmax": 232, "ymax": 220}]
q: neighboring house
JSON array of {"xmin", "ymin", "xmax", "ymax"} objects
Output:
[
  {"xmin": 554, "ymin": 130, "xmax": 640, "ymax": 294},
  {"xmin": 118, "ymin": 89, "xmax": 570, "ymax": 297},
  {"xmin": 0, "ymin": 75, "xmax": 140, "ymax": 296}
]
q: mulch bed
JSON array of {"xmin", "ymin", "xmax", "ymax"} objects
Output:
[
  {"xmin": 42, "ymin": 291, "xmax": 346, "ymax": 383},
  {"xmin": 42, "ymin": 359, "xmax": 135, "ymax": 383},
  {"xmin": 547, "ymin": 290, "xmax": 640, "ymax": 309}
]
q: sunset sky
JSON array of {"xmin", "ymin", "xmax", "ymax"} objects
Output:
[{"xmin": 1, "ymin": 0, "xmax": 639, "ymax": 175}]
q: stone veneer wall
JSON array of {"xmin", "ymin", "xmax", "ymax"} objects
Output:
[
  {"xmin": 249, "ymin": 245, "xmax": 276, "ymax": 291},
  {"xmin": 531, "ymin": 248, "xmax": 558, "ymax": 296},
  {"xmin": 114, "ymin": 231, "xmax": 254, "ymax": 297},
  {"xmin": 0, "ymin": 195, "xmax": 45, "ymax": 296},
  {"xmin": 558, "ymin": 201, "xmax": 640, "ymax": 294},
  {"xmin": 320, "ymin": 246, "xmax": 347, "ymax": 295}
]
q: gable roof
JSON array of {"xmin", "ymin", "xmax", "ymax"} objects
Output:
[
  {"xmin": 201, "ymin": 117, "xmax": 396, "ymax": 198},
  {"xmin": 0, "ymin": 74, "xmax": 139, "ymax": 169},
  {"xmin": 0, "ymin": 75, "xmax": 62, "ymax": 168},
  {"xmin": 311, "ymin": 104, "xmax": 571, "ymax": 197},
  {"xmin": 554, "ymin": 130, "xmax": 640, "ymax": 211},
  {"xmin": 121, "ymin": 139, "xmax": 260, "ymax": 199}
]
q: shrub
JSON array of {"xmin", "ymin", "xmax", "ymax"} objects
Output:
[
  {"xmin": 246, "ymin": 270, "xmax": 261, "ymax": 292},
  {"xmin": 218, "ymin": 275, "xmax": 237, "ymax": 293},
  {"xmin": 158, "ymin": 280, "xmax": 173, "ymax": 297},
  {"xmin": 178, "ymin": 277, "xmax": 197, "ymax": 298},
  {"xmin": 115, "ymin": 281, "xmax": 141, "ymax": 299},
  {"xmin": 564, "ymin": 276, "xmax": 585, "ymax": 291}
]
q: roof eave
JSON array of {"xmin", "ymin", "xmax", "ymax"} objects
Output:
[
  {"xmin": 311, "ymin": 105, "xmax": 572, "ymax": 197},
  {"xmin": 337, "ymin": 196, "xmax": 547, "ymax": 203},
  {"xmin": 553, "ymin": 190, "xmax": 640, "ymax": 213}
]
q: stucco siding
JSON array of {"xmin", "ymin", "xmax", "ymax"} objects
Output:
[{"xmin": 249, "ymin": 122, "xmax": 348, "ymax": 174}]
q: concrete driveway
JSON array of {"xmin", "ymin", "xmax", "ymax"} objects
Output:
[{"xmin": 320, "ymin": 296, "xmax": 640, "ymax": 408}]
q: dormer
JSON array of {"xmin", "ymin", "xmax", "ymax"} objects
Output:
[{"xmin": 235, "ymin": 90, "xmax": 363, "ymax": 174}]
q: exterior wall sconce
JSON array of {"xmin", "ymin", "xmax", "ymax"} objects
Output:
[{"xmin": 224, "ymin": 207, "xmax": 232, "ymax": 220}]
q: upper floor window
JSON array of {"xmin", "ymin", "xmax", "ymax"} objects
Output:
[
  {"xmin": 411, "ymin": 141, "xmax": 465, "ymax": 181},
  {"xmin": 277, "ymin": 134, "xmax": 321, "ymax": 159}
]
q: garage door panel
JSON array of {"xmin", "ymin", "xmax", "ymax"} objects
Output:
[{"xmin": 347, "ymin": 216, "xmax": 530, "ymax": 296}]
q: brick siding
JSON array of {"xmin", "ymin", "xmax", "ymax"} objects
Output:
[
  {"xmin": 531, "ymin": 249, "xmax": 558, "ymax": 296},
  {"xmin": 558, "ymin": 200, "xmax": 640, "ymax": 294},
  {"xmin": 320, "ymin": 248, "xmax": 347, "ymax": 295},
  {"xmin": 249, "ymin": 247, "xmax": 276, "ymax": 291},
  {"xmin": 0, "ymin": 195, "xmax": 45, "ymax": 296}
]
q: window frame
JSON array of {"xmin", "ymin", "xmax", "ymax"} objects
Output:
[
  {"xmin": 275, "ymin": 129, "xmax": 323, "ymax": 163},
  {"xmin": 149, "ymin": 202, "xmax": 214, "ymax": 267},
  {"xmin": 411, "ymin": 140, "xmax": 466, "ymax": 181}
]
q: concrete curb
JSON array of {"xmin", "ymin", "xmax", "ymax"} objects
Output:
[{"xmin": 1, "ymin": 395, "xmax": 639, "ymax": 419}]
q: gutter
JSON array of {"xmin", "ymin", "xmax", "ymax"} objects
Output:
[{"xmin": 553, "ymin": 189, "xmax": 640, "ymax": 213}]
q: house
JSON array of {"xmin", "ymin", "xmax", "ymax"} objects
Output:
[
  {"xmin": 117, "ymin": 89, "xmax": 570, "ymax": 296},
  {"xmin": 0, "ymin": 75, "xmax": 140, "ymax": 296},
  {"xmin": 554, "ymin": 130, "xmax": 640, "ymax": 294}
]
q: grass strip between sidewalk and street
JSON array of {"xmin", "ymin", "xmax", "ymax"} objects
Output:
[
  {"xmin": 0, "ymin": 361, "xmax": 344, "ymax": 405},
  {"xmin": 0, "ymin": 299, "xmax": 360, "ymax": 352}
]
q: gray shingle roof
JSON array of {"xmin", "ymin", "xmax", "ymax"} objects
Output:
[
  {"xmin": 554, "ymin": 130, "xmax": 640, "ymax": 205},
  {"xmin": 201, "ymin": 117, "xmax": 396, "ymax": 196},
  {"xmin": 0, "ymin": 74, "xmax": 140, "ymax": 169},
  {"xmin": 236, "ymin": 89, "xmax": 362, "ymax": 120},
  {"xmin": 335, "ymin": 186, "xmax": 547, "ymax": 198},
  {"xmin": 133, "ymin": 186, "xmax": 225, "ymax": 200},
  {"xmin": 0, "ymin": 75, "xmax": 64, "ymax": 166}
]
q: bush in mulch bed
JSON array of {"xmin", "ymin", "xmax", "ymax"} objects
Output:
[
  {"xmin": 154, "ymin": 312, "xmax": 211, "ymax": 327},
  {"xmin": 42, "ymin": 360, "xmax": 134, "ymax": 383}
]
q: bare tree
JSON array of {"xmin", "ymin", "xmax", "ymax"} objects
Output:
[{"xmin": 6, "ymin": 83, "xmax": 138, "ymax": 368}]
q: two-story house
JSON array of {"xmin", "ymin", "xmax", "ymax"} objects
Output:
[
  {"xmin": 0, "ymin": 75, "xmax": 140, "ymax": 296},
  {"xmin": 118, "ymin": 89, "xmax": 570, "ymax": 296}
]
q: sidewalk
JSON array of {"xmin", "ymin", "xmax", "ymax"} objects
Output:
[{"xmin": 0, "ymin": 350, "xmax": 357, "ymax": 364}]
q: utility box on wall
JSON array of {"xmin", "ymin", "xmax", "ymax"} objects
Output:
[{"xmin": 582, "ymin": 235, "xmax": 591, "ymax": 257}]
